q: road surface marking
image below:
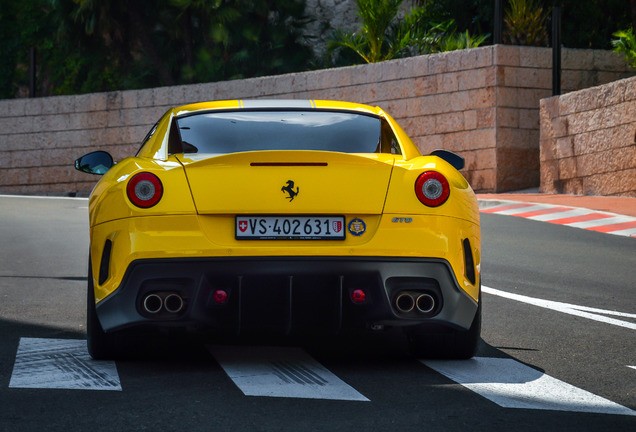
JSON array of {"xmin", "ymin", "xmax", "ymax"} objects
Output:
[
  {"xmin": 208, "ymin": 345, "xmax": 369, "ymax": 401},
  {"xmin": 480, "ymin": 203, "xmax": 547, "ymax": 215},
  {"xmin": 423, "ymin": 357, "xmax": 635, "ymax": 416},
  {"xmin": 516, "ymin": 206, "xmax": 575, "ymax": 218},
  {"xmin": 0, "ymin": 194, "xmax": 88, "ymax": 201},
  {"xmin": 9, "ymin": 338, "xmax": 121, "ymax": 391},
  {"xmin": 483, "ymin": 286, "xmax": 636, "ymax": 330},
  {"xmin": 479, "ymin": 200, "xmax": 636, "ymax": 238},
  {"xmin": 527, "ymin": 209, "xmax": 594, "ymax": 221},
  {"xmin": 628, "ymin": 366, "xmax": 636, "ymax": 371}
]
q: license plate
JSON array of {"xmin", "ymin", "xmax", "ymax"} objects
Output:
[{"xmin": 236, "ymin": 216, "xmax": 346, "ymax": 240}]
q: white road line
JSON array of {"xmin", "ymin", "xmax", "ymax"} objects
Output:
[
  {"xmin": 567, "ymin": 216, "xmax": 636, "ymax": 228},
  {"xmin": 482, "ymin": 286, "xmax": 636, "ymax": 330},
  {"xmin": 528, "ymin": 209, "xmax": 591, "ymax": 221},
  {"xmin": 608, "ymin": 227, "xmax": 636, "ymax": 236},
  {"xmin": 422, "ymin": 357, "xmax": 635, "ymax": 416},
  {"xmin": 208, "ymin": 345, "xmax": 369, "ymax": 401},
  {"xmin": 564, "ymin": 304, "xmax": 636, "ymax": 319},
  {"xmin": 9, "ymin": 338, "xmax": 121, "ymax": 391},
  {"xmin": 0, "ymin": 194, "xmax": 88, "ymax": 201},
  {"xmin": 491, "ymin": 204, "xmax": 549, "ymax": 215}
]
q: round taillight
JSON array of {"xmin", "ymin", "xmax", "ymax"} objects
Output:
[
  {"xmin": 351, "ymin": 289, "xmax": 366, "ymax": 304},
  {"xmin": 213, "ymin": 290, "xmax": 228, "ymax": 305},
  {"xmin": 415, "ymin": 171, "xmax": 450, "ymax": 207},
  {"xmin": 127, "ymin": 172, "xmax": 163, "ymax": 208}
]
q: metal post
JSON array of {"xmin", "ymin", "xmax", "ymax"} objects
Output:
[
  {"xmin": 552, "ymin": 6, "xmax": 561, "ymax": 96},
  {"xmin": 29, "ymin": 47, "xmax": 36, "ymax": 98},
  {"xmin": 494, "ymin": 0, "xmax": 503, "ymax": 44}
]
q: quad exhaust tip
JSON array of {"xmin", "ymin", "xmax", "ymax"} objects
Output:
[
  {"xmin": 142, "ymin": 292, "xmax": 185, "ymax": 314},
  {"xmin": 394, "ymin": 291, "xmax": 437, "ymax": 315},
  {"xmin": 395, "ymin": 293, "xmax": 415, "ymax": 313},
  {"xmin": 416, "ymin": 293, "xmax": 435, "ymax": 314},
  {"xmin": 143, "ymin": 293, "xmax": 163, "ymax": 314},
  {"xmin": 164, "ymin": 293, "xmax": 184, "ymax": 313}
]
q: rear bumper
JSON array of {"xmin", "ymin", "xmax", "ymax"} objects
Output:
[{"xmin": 96, "ymin": 257, "xmax": 479, "ymax": 334}]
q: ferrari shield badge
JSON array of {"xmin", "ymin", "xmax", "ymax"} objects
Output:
[{"xmin": 348, "ymin": 218, "xmax": 366, "ymax": 236}]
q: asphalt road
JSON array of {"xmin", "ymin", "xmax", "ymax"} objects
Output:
[{"xmin": 0, "ymin": 195, "xmax": 634, "ymax": 431}]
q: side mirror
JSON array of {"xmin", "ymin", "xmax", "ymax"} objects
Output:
[
  {"xmin": 430, "ymin": 149, "xmax": 465, "ymax": 171},
  {"xmin": 74, "ymin": 151, "xmax": 114, "ymax": 175}
]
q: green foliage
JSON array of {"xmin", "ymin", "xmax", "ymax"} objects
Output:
[
  {"xmin": 327, "ymin": 0, "xmax": 435, "ymax": 63},
  {"xmin": 327, "ymin": 0, "xmax": 487, "ymax": 64},
  {"xmin": 2, "ymin": 0, "xmax": 632, "ymax": 99},
  {"xmin": 414, "ymin": 0, "xmax": 494, "ymax": 39},
  {"xmin": 612, "ymin": 28, "xmax": 636, "ymax": 69},
  {"xmin": 439, "ymin": 30, "xmax": 490, "ymax": 52},
  {"xmin": 0, "ymin": 0, "xmax": 314, "ymax": 98},
  {"xmin": 503, "ymin": 0, "xmax": 548, "ymax": 46},
  {"xmin": 0, "ymin": 0, "xmax": 50, "ymax": 98},
  {"xmin": 559, "ymin": 0, "xmax": 633, "ymax": 50}
]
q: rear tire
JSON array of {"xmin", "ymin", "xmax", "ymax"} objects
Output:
[
  {"xmin": 407, "ymin": 293, "xmax": 481, "ymax": 360},
  {"xmin": 87, "ymin": 257, "xmax": 123, "ymax": 360}
]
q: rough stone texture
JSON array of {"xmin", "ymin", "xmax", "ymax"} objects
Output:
[
  {"xmin": 540, "ymin": 75, "xmax": 636, "ymax": 197},
  {"xmin": 0, "ymin": 45, "xmax": 633, "ymax": 196},
  {"xmin": 304, "ymin": 0, "xmax": 360, "ymax": 57}
]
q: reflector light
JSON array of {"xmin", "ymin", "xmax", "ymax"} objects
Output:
[
  {"xmin": 127, "ymin": 172, "xmax": 163, "ymax": 208},
  {"xmin": 213, "ymin": 290, "xmax": 228, "ymax": 304},
  {"xmin": 351, "ymin": 289, "xmax": 366, "ymax": 304},
  {"xmin": 415, "ymin": 171, "xmax": 450, "ymax": 207}
]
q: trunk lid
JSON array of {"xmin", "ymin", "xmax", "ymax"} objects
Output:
[{"xmin": 176, "ymin": 151, "xmax": 395, "ymax": 214}]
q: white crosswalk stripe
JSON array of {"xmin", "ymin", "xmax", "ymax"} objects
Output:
[
  {"xmin": 423, "ymin": 357, "xmax": 636, "ymax": 416},
  {"xmin": 208, "ymin": 345, "xmax": 369, "ymax": 401},
  {"xmin": 7, "ymin": 337, "xmax": 634, "ymax": 417},
  {"xmin": 9, "ymin": 338, "xmax": 121, "ymax": 391}
]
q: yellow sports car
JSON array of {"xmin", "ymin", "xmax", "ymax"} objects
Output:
[{"xmin": 75, "ymin": 100, "xmax": 481, "ymax": 360}]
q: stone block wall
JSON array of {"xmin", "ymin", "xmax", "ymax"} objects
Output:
[
  {"xmin": 540, "ymin": 76, "xmax": 636, "ymax": 197},
  {"xmin": 0, "ymin": 45, "xmax": 632, "ymax": 196}
]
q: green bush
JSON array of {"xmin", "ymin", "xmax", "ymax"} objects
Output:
[
  {"xmin": 0, "ymin": 0, "xmax": 315, "ymax": 98},
  {"xmin": 439, "ymin": 30, "xmax": 489, "ymax": 52},
  {"xmin": 503, "ymin": 0, "xmax": 548, "ymax": 46},
  {"xmin": 327, "ymin": 0, "xmax": 487, "ymax": 64},
  {"xmin": 612, "ymin": 28, "xmax": 636, "ymax": 70}
]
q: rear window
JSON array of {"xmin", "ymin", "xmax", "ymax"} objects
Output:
[{"xmin": 173, "ymin": 110, "xmax": 399, "ymax": 155}]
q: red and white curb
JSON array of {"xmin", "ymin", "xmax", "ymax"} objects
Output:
[{"xmin": 479, "ymin": 200, "xmax": 636, "ymax": 238}]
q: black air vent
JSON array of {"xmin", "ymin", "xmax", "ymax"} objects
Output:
[
  {"xmin": 463, "ymin": 239, "xmax": 476, "ymax": 285},
  {"xmin": 99, "ymin": 239, "xmax": 112, "ymax": 285}
]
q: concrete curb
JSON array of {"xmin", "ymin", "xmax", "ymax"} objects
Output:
[{"xmin": 479, "ymin": 199, "xmax": 636, "ymax": 238}]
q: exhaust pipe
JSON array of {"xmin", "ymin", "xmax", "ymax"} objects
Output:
[
  {"xmin": 164, "ymin": 293, "xmax": 184, "ymax": 313},
  {"xmin": 416, "ymin": 293, "xmax": 435, "ymax": 314},
  {"xmin": 143, "ymin": 293, "xmax": 163, "ymax": 314},
  {"xmin": 395, "ymin": 293, "xmax": 415, "ymax": 313}
]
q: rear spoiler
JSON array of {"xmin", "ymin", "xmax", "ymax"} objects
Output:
[{"xmin": 430, "ymin": 150, "xmax": 465, "ymax": 171}]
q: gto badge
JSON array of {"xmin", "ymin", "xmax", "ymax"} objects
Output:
[
  {"xmin": 348, "ymin": 218, "xmax": 366, "ymax": 236},
  {"xmin": 281, "ymin": 180, "xmax": 299, "ymax": 202},
  {"xmin": 392, "ymin": 217, "xmax": 413, "ymax": 223}
]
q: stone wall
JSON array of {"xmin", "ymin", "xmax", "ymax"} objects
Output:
[
  {"xmin": 0, "ymin": 45, "xmax": 632, "ymax": 196},
  {"xmin": 304, "ymin": 0, "xmax": 360, "ymax": 57},
  {"xmin": 540, "ymin": 76, "xmax": 636, "ymax": 197}
]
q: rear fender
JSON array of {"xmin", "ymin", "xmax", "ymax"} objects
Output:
[
  {"xmin": 383, "ymin": 156, "xmax": 479, "ymax": 225},
  {"xmin": 89, "ymin": 155, "xmax": 196, "ymax": 227}
]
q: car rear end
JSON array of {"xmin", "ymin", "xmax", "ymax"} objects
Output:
[{"xmin": 87, "ymin": 100, "xmax": 480, "ymax": 351}]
